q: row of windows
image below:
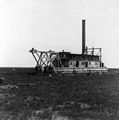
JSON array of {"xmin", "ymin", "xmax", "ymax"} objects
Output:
[
  {"xmin": 70, "ymin": 61, "xmax": 104, "ymax": 67},
  {"xmin": 53, "ymin": 59, "xmax": 104, "ymax": 68}
]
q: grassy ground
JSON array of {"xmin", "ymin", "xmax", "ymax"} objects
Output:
[{"xmin": 0, "ymin": 72, "xmax": 119, "ymax": 120}]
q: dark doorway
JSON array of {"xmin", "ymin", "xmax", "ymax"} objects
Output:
[
  {"xmin": 86, "ymin": 62, "xmax": 88, "ymax": 67},
  {"xmin": 76, "ymin": 61, "xmax": 79, "ymax": 67}
]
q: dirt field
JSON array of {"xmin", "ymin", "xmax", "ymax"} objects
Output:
[{"xmin": 0, "ymin": 71, "xmax": 119, "ymax": 120}]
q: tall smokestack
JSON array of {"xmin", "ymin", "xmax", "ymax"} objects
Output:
[{"xmin": 82, "ymin": 20, "xmax": 86, "ymax": 54}]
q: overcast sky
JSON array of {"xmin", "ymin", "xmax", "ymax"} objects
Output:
[{"xmin": 0, "ymin": 0, "xmax": 119, "ymax": 68}]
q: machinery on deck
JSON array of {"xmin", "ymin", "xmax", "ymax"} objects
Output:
[{"xmin": 29, "ymin": 20, "xmax": 108, "ymax": 74}]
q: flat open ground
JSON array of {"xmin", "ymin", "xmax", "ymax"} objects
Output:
[{"xmin": 0, "ymin": 70, "xmax": 119, "ymax": 120}]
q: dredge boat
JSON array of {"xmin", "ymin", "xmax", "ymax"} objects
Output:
[{"xmin": 29, "ymin": 20, "xmax": 108, "ymax": 74}]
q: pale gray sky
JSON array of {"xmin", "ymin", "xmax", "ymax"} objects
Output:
[{"xmin": 0, "ymin": 0, "xmax": 119, "ymax": 68}]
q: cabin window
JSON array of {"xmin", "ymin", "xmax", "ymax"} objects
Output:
[
  {"xmin": 70, "ymin": 61, "xmax": 77, "ymax": 67},
  {"xmin": 63, "ymin": 62, "xmax": 69, "ymax": 67},
  {"xmin": 81, "ymin": 61, "xmax": 86, "ymax": 65},
  {"xmin": 81, "ymin": 61, "xmax": 88, "ymax": 67},
  {"xmin": 76, "ymin": 61, "xmax": 79, "ymax": 67},
  {"xmin": 60, "ymin": 54, "xmax": 66, "ymax": 58},
  {"xmin": 71, "ymin": 55, "xmax": 74, "ymax": 59},
  {"xmin": 63, "ymin": 54, "xmax": 66, "ymax": 58}
]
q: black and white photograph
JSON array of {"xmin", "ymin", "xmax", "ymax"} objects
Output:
[{"xmin": 0, "ymin": 0, "xmax": 119, "ymax": 119}]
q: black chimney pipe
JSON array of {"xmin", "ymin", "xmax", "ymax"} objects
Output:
[{"xmin": 82, "ymin": 20, "xmax": 86, "ymax": 54}]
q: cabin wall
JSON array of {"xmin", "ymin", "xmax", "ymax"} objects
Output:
[{"xmin": 69, "ymin": 60, "xmax": 100, "ymax": 68}]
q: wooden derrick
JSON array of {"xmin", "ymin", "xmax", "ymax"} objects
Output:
[{"xmin": 29, "ymin": 48, "xmax": 63, "ymax": 73}]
